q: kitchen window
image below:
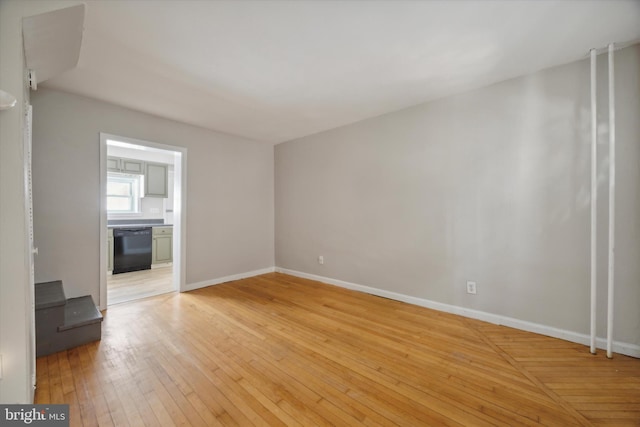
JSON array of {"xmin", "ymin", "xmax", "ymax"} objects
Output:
[{"xmin": 107, "ymin": 174, "xmax": 141, "ymax": 213}]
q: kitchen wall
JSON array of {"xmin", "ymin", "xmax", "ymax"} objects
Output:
[
  {"xmin": 31, "ymin": 88, "xmax": 274, "ymax": 304},
  {"xmin": 275, "ymin": 44, "xmax": 640, "ymax": 350},
  {"xmin": 136, "ymin": 197, "xmax": 165, "ymax": 220},
  {"xmin": 108, "ymin": 145, "xmax": 175, "ymax": 165}
]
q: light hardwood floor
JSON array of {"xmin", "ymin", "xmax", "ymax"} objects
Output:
[
  {"xmin": 36, "ymin": 273, "xmax": 640, "ymax": 426},
  {"xmin": 107, "ymin": 265, "xmax": 174, "ymax": 305}
]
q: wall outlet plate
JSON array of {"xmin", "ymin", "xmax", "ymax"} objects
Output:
[
  {"xmin": 466, "ymin": 281, "xmax": 477, "ymax": 294},
  {"xmin": 318, "ymin": 255, "xmax": 324, "ymax": 265}
]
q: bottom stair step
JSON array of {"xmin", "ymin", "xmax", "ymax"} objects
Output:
[
  {"xmin": 36, "ymin": 295, "xmax": 103, "ymax": 357},
  {"xmin": 59, "ymin": 296, "xmax": 103, "ymax": 331}
]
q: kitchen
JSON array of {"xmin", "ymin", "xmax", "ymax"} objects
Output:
[{"xmin": 106, "ymin": 137, "xmax": 177, "ymax": 305}]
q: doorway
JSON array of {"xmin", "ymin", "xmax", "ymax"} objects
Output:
[{"xmin": 99, "ymin": 133, "xmax": 187, "ymax": 309}]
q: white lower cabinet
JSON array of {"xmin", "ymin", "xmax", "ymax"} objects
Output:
[
  {"xmin": 152, "ymin": 226, "xmax": 173, "ymax": 265},
  {"xmin": 107, "ymin": 228, "xmax": 114, "ymax": 272}
]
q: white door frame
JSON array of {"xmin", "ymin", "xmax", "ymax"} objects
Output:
[
  {"xmin": 23, "ymin": 103, "xmax": 36, "ymax": 396},
  {"xmin": 99, "ymin": 133, "xmax": 187, "ymax": 310}
]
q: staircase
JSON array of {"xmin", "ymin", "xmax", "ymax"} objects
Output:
[{"xmin": 35, "ymin": 280, "xmax": 103, "ymax": 357}]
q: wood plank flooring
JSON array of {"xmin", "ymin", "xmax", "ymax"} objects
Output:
[
  {"xmin": 35, "ymin": 273, "xmax": 640, "ymax": 426},
  {"xmin": 107, "ymin": 265, "xmax": 174, "ymax": 305}
]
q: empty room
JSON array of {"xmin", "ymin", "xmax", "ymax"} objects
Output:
[{"xmin": 1, "ymin": 0, "xmax": 640, "ymax": 425}]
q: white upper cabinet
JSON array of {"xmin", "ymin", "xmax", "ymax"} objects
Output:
[
  {"xmin": 106, "ymin": 156, "xmax": 121, "ymax": 172},
  {"xmin": 107, "ymin": 156, "xmax": 144, "ymax": 174},
  {"xmin": 121, "ymin": 159, "xmax": 144, "ymax": 174},
  {"xmin": 108, "ymin": 156, "xmax": 169, "ymax": 198},
  {"xmin": 145, "ymin": 162, "xmax": 168, "ymax": 198}
]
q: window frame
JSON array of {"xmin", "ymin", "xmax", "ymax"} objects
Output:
[{"xmin": 106, "ymin": 173, "xmax": 142, "ymax": 215}]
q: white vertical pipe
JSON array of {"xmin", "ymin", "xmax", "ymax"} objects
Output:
[
  {"xmin": 590, "ymin": 48, "xmax": 597, "ymax": 355},
  {"xmin": 606, "ymin": 43, "xmax": 616, "ymax": 359}
]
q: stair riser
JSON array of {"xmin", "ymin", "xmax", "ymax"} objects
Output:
[
  {"xmin": 36, "ymin": 322, "xmax": 102, "ymax": 357},
  {"xmin": 35, "ymin": 306, "xmax": 65, "ymax": 353}
]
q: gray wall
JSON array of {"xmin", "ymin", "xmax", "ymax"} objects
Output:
[
  {"xmin": 275, "ymin": 45, "xmax": 640, "ymax": 346},
  {"xmin": 32, "ymin": 89, "xmax": 274, "ymax": 303}
]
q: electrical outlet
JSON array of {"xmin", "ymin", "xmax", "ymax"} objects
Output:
[
  {"xmin": 318, "ymin": 255, "xmax": 324, "ymax": 265},
  {"xmin": 466, "ymin": 281, "xmax": 477, "ymax": 295}
]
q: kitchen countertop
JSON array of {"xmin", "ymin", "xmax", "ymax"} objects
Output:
[{"xmin": 108, "ymin": 224, "xmax": 173, "ymax": 229}]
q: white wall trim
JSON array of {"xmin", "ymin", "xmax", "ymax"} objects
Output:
[
  {"xmin": 184, "ymin": 267, "xmax": 276, "ymax": 292},
  {"xmin": 275, "ymin": 267, "xmax": 640, "ymax": 359},
  {"xmin": 99, "ymin": 135, "xmax": 107, "ymax": 310}
]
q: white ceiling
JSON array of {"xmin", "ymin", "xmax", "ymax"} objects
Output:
[{"xmin": 42, "ymin": 0, "xmax": 640, "ymax": 144}]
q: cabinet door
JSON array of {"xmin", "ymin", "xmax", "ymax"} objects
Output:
[
  {"xmin": 145, "ymin": 162, "xmax": 168, "ymax": 198},
  {"xmin": 152, "ymin": 235, "xmax": 172, "ymax": 264},
  {"xmin": 107, "ymin": 156, "xmax": 121, "ymax": 172},
  {"xmin": 107, "ymin": 230, "xmax": 114, "ymax": 272},
  {"xmin": 121, "ymin": 159, "xmax": 145, "ymax": 174},
  {"xmin": 107, "ymin": 237, "xmax": 114, "ymax": 271}
]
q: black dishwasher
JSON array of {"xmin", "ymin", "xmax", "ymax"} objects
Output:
[{"xmin": 113, "ymin": 227, "xmax": 153, "ymax": 274}]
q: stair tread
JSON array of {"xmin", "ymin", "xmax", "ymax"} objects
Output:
[
  {"xmin": 59, "ymin": 296, "xmax": 103, "ymax": 331},
  {"xmin": 35, "ymin": 280, "xmax": 66, "ymax": 310}
]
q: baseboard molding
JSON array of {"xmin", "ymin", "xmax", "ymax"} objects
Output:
[
  {"xmin": 184, "ymin": 267, "xmax": 276, "ymax": 292},
  {"xmin": 275, "ymin": 267, "xmax": 640, "ymax": 359},
  {"xmin": 151, "ymin": 262, "xmax": 172, "ymax": 269}
]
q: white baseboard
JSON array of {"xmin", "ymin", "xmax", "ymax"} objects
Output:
[
  {"xmin": 151, "ymin": 262, "xmax": 172, "ymax": 269},
  {"xmin": 184, "ymin": 267, "xmax": 276, "ymax": 292},
  {"xmin": 275, "ymin": 267, "xmax": 640, "ymax": 359}
]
